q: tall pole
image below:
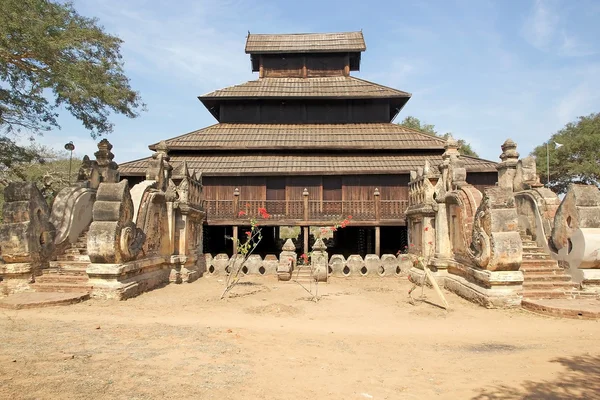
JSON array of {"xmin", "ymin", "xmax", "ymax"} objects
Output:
[
  {"xmin": 546, "ymin": 141, "xmax": 550, "ymax": 186},
  {"xmin": 64, "ymin": 141, "xmax": 75, "ymax": 184}
]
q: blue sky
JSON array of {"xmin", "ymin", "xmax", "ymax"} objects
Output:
[{"xmin": 43, "ymin": 0, "xmax": 600, "ymax": 164}]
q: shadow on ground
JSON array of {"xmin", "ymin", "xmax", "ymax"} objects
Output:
[{"xmin": 472, "ymin": 354, "xmax": 600, "ymax": 399}]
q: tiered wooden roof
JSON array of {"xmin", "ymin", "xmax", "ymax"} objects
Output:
[
  {"xmin": 200, "ymin": 76, "xmax": 409, "ymax": 99},
  {"xmin": 245, "ymin": 32, "xmax": 366, "ymax": 54},
  {"xmin": 119, "ymin": 154, "xmax": 496, "ymax": 177},
  {"xmin": 147, "ymin": 123, "xmax": 445, "ymax": 151},
  {"xmin": 119, "ymin": 30, "xmax": 498, "ymax": 179}
]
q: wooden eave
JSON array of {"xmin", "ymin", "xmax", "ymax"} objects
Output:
[
  {"xmin": 119, "ymin": 153, "xmax": 498, "ymax": 177},
  {"xmin": 147, "ymin": 123, "xmax": 446, "ymax": 152}
]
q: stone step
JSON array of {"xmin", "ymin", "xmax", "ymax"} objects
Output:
[
  {"xmin": 32, "ymin": 282, "xmax": 93, "ymax": 293},
  {"xmin": 46, "ymin": 263, "xmax": 89, "ymax": 275},
  {"xmin": 523, "ymin": 253, "xmax": 552, "ymax": 260},
  {"xmin": 520, "ymin": 264, "xmax": 565, "ymax": 274},
  {"xmin": 56, "ymin": 254, "xmax": 91, "ymax": 262},
  {"xmin": 521, "ymin": 268, "xmax": 567, "ymax": 276},
  {"xmin": 566, "ymin": 290, "xmax": 598, "ymax": 299},
  {"xmin": 522, "ymin": 290, "xmax": 572, "ymax": 300},
  {"xmin": 524, "ymin": 274, "xmax": 572, "ymax": 283},
  {"xmin": 523, "ymin": 281, "xmax": 579, "ymax": 290},
  {"xmin": 36, "ymin": 274, "xmax": 89, "ymax": 284},
  {"xmin": 0, "ymin": 292, "xmax": 89, "ymax": 310},
  {"xmin": 521, "ymin": 259, "xmax": 559, "ymax": 268}
]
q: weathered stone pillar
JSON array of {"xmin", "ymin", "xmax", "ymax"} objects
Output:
[
  {"xmin": 497, "ymin": 139, "xmax": 519, "ymax": 191},
  {"xmin": 434, "ymin": 203, "xmax": 451, "ymax": 262},
  {"xmin": 277, "ymin": 238, "xmax": 297, "ymax": 281},
  {"xmin": 311, "ymin": 238, "xmax": 328, "ymax": 282},
  {"xmin": 375, "ymin": 226, "xmax": 381, "ymax": 257},
  {"xmin": 0, "ymin": 183, "xmax": 55, "ymax": 295}
]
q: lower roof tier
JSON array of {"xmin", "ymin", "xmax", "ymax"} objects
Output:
[
  {"xmin": 119, "ymin": 153, "xmax": 497, "ymax": 177},
  {"xmin": 148, "ymin": 123, "xmax": 448, "ymax": 152}
]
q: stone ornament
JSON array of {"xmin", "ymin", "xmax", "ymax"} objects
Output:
[{"xmin": 88, "ymin": 180, "xmax": 145, "ymax": 264}]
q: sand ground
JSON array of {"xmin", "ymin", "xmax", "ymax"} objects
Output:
[{"xmin": 1, "ymin": 277, "xmax": 599, "ymax": 400}]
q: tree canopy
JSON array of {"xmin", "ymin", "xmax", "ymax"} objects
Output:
[
  {"xmin": 0, "ymin": 146, "xmax": 79, "ymax": 221},
  {"xmin": 398, "ymin": 116, "xmax": 479, "ymax": 157},
  {"xmin": 0, "ymin": 0, "xmax": 144, "ymax": 170},
  {"xmin": 531, "ymin": 113, "xmax": 600, "ymax": 194}
]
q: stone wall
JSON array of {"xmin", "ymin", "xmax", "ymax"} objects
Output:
[{"xmin": 204, "ymin": 252, "xmax": 406, "ymax": 278}]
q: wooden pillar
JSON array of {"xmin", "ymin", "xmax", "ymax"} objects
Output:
[
  {"xmin": 232, "ymin": 226, "xmax": 238, "ymax": 256},
  {"xmin": 303, "ymin": 188, "xmax": 309, "ymax": 221},
  {"xmin": 374, "ymin": 188, "xmax": 381, "ymax": 221},
  {"xmin": 375, "ymin": 226, "xmax": 381, "ymax": 257},
  {"xmin": 233, "ymin": 187, "xmax": 240, "ymax": 217},
  {"xmin": 302, "ymin": 56, "xmax": 307, "ymax": 78},
  {"xmin": 343, "ymin": 54, "xmax": 350, "ymax": 77},
  {"xmin": 303, "ymin": 226, "xmax": 309, "ymax": 255}
]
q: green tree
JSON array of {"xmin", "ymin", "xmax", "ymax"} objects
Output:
[
  {"xmin": 398, "ymin": 116, "xmax": 479, "ymax": 157},
  {"xmin": 0, "ymin": 0, "xmax": 144, "ymax": 168},
  {"xmin": 0, "ymin": 146, "xmax": 79, "ymax": 221},
  {"xmin": 531, "ymin": 113, "xmax": 600, "ymax": 194}
]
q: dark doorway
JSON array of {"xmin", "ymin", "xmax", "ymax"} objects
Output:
[
  {"xmin": 381, "ymin": 226, "xmax": 408, "ymax": 255},
  {"xmin": 203, "ymin": 225, "xmax": 233, "ymax": 256},
  {"xmin": 326, "ymin": 226, "xmax": 374, "ymax": 258}
]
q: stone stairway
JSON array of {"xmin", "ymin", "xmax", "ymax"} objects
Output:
[
  {"xmin": 520, "ymin": 237, "xmax": 579, "ymax": 300},
  {"xmin": 291, "ymin": 265, "xmax": 315, "ymax": 285},
  {"xmin": 32, "ymin": 230, "xmax": 93, "ymax": 297}
]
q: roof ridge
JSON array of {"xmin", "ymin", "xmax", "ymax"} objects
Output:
[{"xmin": 247, "ymin": 31, "xmax": 363, "ymax": 37}]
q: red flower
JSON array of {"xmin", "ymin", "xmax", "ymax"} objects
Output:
[
  {"xmin": 424, "ymin": 227, "xmax": 429, "ymax": 231},
  {"xmin": 409, "ymin": 243, "xmax": 415, "ymax": 247},
  {"xmin": 341, "ymin": 222, "xmax": 348, "ymax": 228},
  {"xmin": 238, "ymin": 210, "xmax": 246, "ymax": 217},
  {"xmin": 301, "ymin": 253, "xmax": 309, "ymax": 262},
  {"xmin": 348, "ymin": 215, "xmax": 353, "ymax": 220},
  {"xmin": 258, "ymin": 207, "xmax": 270, "ymax": 219},
  {"xmin": 245, "ymin": 231, "xmax": 251, "ymax": 237},
  {"xmin": 331, "ymin": 226, "xmax": 337, "ymax": 231},
  {"xmin": 428, "ymin": 241, "xmax": 433, "ymax": 245}
]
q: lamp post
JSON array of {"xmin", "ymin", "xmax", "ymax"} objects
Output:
[
  {"xmin": 546, "ymin": 140, "xmax": 563, "ymax": 187},
  {"xmin": 64, "ymin": 141, "xmax": 75, "ymax": 184}
]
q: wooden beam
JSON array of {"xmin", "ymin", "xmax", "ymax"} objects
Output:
[
  {"xmin": 232, "ymin": 226, "xmax": 238, "ymax": 255},
  {"xmin": 303, "ymin": 226, "xmax": 309, "ymax": 255},
  {"xmin": 375, "ymin": 226, "xmax": 381, "ymax": 256}
]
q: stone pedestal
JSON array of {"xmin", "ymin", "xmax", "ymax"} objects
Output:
[{"xmin": 87, "ymin": 256, "xmax": 170, "ymax": 300}]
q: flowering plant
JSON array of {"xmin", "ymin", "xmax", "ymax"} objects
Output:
[{"xmin": 221, "ymin": 206, "xmax": 271, "ymax": 299}]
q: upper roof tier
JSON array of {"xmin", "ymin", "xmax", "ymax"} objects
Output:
[
  {"xmin": 200, "ymin": 76, "xmax": 410, "ymax": 99},
  {"xmin": 245, "ymin": 31, "xmax": 366, "ymax": 54}
]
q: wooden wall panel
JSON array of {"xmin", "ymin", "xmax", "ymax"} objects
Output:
[
  {"xmin": 306, "ymin": 54, "xmax": 346, "ymax": 77},
  {"xmin": 204, "ymin": 175, "xmax": 412, "ymax": 203},
  {"xmin": 286, "ymin": 176, "xmax": 321, "ymax": 200},
  {"xmin": 262, "ymin": 55, "xmax": 303, "ymax": 78}
]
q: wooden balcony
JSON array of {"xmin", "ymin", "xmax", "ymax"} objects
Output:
[{"xmin": 204, "ymin": 198, "xmax": 408, "ymax": 226}]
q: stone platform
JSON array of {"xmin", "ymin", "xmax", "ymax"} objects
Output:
[
  {"xmin": 0, "ymin": 292, "xmax": 89, "ymax": 310},
  {"xmin": 522, "ymin": 298, "xmax": 600, "ymax": 320}
]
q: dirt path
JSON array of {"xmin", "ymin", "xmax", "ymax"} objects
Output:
[{"xmin": 1, "ymin": 277, "xmax": 599, "ymax": 399}]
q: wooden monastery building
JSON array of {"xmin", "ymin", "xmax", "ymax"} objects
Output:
[{"xmin": 119, "ymin": 31, "xmax": 497, "ymax": 258}]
